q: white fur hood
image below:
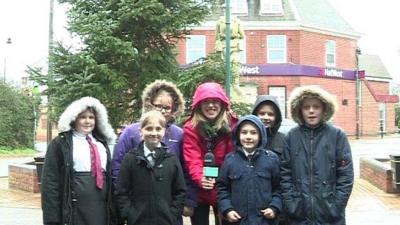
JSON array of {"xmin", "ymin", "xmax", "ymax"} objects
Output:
[{"xmin": 58, "ymin": 96, "xmax": 117, "ymax": 144}]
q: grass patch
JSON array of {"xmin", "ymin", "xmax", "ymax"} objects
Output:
[{"xmin": 0, "ymin": 146, "xmax": 36, "ymax": 157}]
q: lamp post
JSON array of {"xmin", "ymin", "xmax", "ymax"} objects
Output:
[
  {"xmin": 3, "ymin": 37, "xmax": 12, "ymax": 83},
  {"xmin": 47, "ymin": 0, "xmax": 54, "ymax": 145},
  {"xmin": 355, "ymin": 47, "xmax": 362, "ymax": 139},
  {"xmin": 224, "ymin": 0, "xmax": 231, "ymax": 98}
]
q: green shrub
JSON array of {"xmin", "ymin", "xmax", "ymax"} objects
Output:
[{"xmin": 0, "ymin": 83, "xmax": 39, "ymax": 149}]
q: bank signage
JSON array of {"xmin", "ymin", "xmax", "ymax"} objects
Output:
[
  {"xmin": 239, "ymin": 64, "xmax": 356, "ymax": 80},
  {"xmin": 320, "ymin": 68, "xmax": 343, "ymax": 78},
  {"xmin": 240, "ymin": 65, "xmax": 260, "ymax": 75}
]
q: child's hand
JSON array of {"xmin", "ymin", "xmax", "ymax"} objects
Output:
[
  {"xmin": 201, "ymin": 177, "xmax": 215, "ymax": 190},
  {"xmin": 227, "ymin": 210, "xmax": 241, "ymax": 222},
  {"xmin": 182, "ymin": 206, "xmax": 194, "ymax": 217},
  {"xmin": 260, "ymin": 208, "xmax": 276, "ymax": 219}
]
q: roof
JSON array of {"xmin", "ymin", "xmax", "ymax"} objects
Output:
[
  {"xmin": 290, "ymin": 0, "xmax": 358, "ymax": 36},
  {"xmin": 358, "ymin": 54, "xmax": 392, "ymax": 79},
  {"xmin": 200, "ymin": 0, "xmax": 360, "ymax": 39}
]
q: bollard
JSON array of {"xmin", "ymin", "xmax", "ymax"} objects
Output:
[
  {"xmin": 390, "ymin": 154, "xmax": 400, "ymax": 191},
  {"xmin": 34, "ymin": 156, "xmax": 45, "ymax": 191}
]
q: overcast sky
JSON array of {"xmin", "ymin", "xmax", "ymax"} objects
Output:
[{"xmin": 0, "ymin": 0, "xmax": 399, "ymax": 85}]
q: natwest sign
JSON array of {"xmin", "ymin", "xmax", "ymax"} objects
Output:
[
  {"xmin": 320, "ymin": 68, "xmax": 343, "ymax": 78},
  {"xmin": 240, "ymin": 65, "xmax": 260, "ymax": 75}
]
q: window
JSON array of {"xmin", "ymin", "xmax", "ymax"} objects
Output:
[
  {"xmin": 260, "ymin": 0, "xmax": 283, "ymax": 15},
  {"xmin": 379, "ymin": 103, "xmax": 386, "ymax": 132},
  {"xmin": 268, "ymin": 86, "xmax": 287, "ymax": 118},
  {"xmin": 231, "ymin": 0, "xmax": 248, "ymax": 14},
  {"xmin": 267, "ymin": 35, "xmax": 287, "ymax": 63},
  {"xmin": 325, "ymin": 40, "xmax": 336, "ymax": 67},
  {"xmin": 186, "ymin": 35, "xmax": 206, "ymax": 64},
  {"xmin": 239, "ymin": 37, "xmax": 246, "ymax": 64}
]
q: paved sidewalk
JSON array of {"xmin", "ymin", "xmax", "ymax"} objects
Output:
[
  {"xmin": 1, "ymin": 177, "xmax": 400, "ymax": 225},
  {"xmin": 1, "ymin": 135, "xmax": 400, "ymax": 224}
]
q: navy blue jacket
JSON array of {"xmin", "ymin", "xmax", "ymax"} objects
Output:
[
  {"xmin": 281, "ymin": 124, "xmax": 354, "ymax": 225},
  {"xmin": 217, "ymin": 115, "xmax": 281, "ymax": 225}
]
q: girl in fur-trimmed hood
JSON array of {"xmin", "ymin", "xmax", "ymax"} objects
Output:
[
  {"xmin": 41, "ymin": 96, "xmax": 116, "ymax": 225},
  {"xmin": 288, "ymin": 85, "xmax": 337, "ymax": 126},
  {"xmin": 141, "ymin": 79, "xmax": 185, "ymax": 122},
  {"xmin": 58, "ymin": 96, "xmax": 116, "ymax": 143}
]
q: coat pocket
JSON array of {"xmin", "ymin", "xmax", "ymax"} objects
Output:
[
  {"xmin": 283, "ymin": 193, "xmax": 304, "ymax": 220},
  {"xmin": 316, "ymin": 192, "xmax": 341, "ymax": 222},
  {"xmin": 125, "ymin": 204, "xmax": 141, "ymax": 225}
]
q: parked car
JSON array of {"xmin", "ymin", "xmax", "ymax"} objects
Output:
[{"xmin": 279, "ymin": 118, "xmax": 297, "ymax": 134}]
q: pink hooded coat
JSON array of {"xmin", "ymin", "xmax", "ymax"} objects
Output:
[{"xmin": 183, "ymin": 82, "xmax": 238, "ymax": 206}]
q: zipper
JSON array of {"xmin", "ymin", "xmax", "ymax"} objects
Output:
[{"xmin": 310, "ymin": 130, "xmax": 315, "ymax": 221}]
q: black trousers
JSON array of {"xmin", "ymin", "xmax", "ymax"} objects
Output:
[{"xmin": 190, "ymin": 203, "xmax": 220, "ymax": 225}]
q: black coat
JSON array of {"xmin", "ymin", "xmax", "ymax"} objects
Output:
[
  {"xmin": 251, "ymin": 95, "xmax": 287, "ymax": 157},
  {"xmin": 41, "ymin": 131, "xmax": 114, "ymax": 225},
  {"xmin": 116, "ymin": 142, "xmax": 186, "ymax": 225},
  {"xmin": 281, "ymin": 124, "xmax": 354, "ymax": 225}
]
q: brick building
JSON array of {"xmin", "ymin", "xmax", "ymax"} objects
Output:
[{"xmin": 175, "ymin": 0, "xmax": 398, "ymax": 136}]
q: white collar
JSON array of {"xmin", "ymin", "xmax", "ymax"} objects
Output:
[
  {"xmin": 243, "ymin": 149, "xmax": 255, "ymax": 157},
  {"xmin": 73, "ymin": 130, "xmax": 93, "ymax": 140},
  {"xmin": 144, "ymin": 143, "xmax": 161, "ymax": 157}
]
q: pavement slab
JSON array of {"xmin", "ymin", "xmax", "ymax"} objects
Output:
[{"xmin": 1, "ymin": 135, "xmax": 400, "ymax": 224}]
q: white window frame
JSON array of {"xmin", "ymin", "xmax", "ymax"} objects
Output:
[
  {"xmin": 379, "ymin": 103, "xmax": 386, "ymax": 132},
  {"xmin": 325, "ymin": 40, "xmax": 336, "ymax": 67},
  {"xmin": 268, "ymin": 86, "xmax": 287, "ymax": 118},
  {"xmin": 231, "ymin": 0, "xmax": 248, "ymax": 15},
  {"xmin": 267, "ymin": 35, "xmax": 287, "ymax": 63},
  {"xmin": 239, "ymin": 36, "xmax": 246, "ymax": 64},
  {"xmin": 260, "ymin": 0, "xmax": 284, "ymax": 15},
  {"xmin": 186, "ymin": 35, "xmax": 206, "ymax": 64}
]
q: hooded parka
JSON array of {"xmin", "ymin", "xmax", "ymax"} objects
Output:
[
  {"xmin": 41, "ymin": 97, "xmax": 116, "ymax": 225},
  {"xmin": 281, "ymin": 86, "xmax": 354, "ymax": 225},
  {"xmin": 251, "ymin": 95, "xmax": 287, "ymax": 156},
  {"xmin": 112, "ymin": 79, "xmax": 185, "ymax": 186},
  {"xmin": 217, "ymin": 115, "xmax": 281, "ymax": 225}
]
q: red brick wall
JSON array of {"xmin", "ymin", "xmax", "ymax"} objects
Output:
[
  {"xmin": 8, "ymin": 164, "xmax": 39, "ymax": 193},
  {"xmin": 360, "ymin": 158, "xmax": 397, "ymax": 193},
  {"xmin": 176, "ymin": 29, "xmax": 357, "ymax": 69},
  {"xmin": 299, "ymin": 31, "xmax": 357, "ymax": 69},
  {"xmin": 241, "ymin": 75, "xmax": 357, "ymax": 135},
  {"xmin": 361, "ymin": 80, "xmax": 397, "ymax": 135},
  {"xmin": 176, "ymin": 28, "xmax": 395, "ymax": 137}
]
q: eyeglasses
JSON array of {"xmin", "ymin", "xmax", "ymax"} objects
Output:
[{"xmin": 152, "ymin": 104, "xmax": 172, "ymax": 112}]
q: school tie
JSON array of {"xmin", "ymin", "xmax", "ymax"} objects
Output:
[
  {"xmin": 86, "ymin": 135, "xmax": 104, "ymax": 189},
  {"xmin": 147, "ymin": 152, "xmax": 156, "ymax": 166}
]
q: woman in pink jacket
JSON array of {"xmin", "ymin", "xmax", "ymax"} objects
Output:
[{"xmin": 183, "ymin": 82, "xmax": 238, "ymax": 225}]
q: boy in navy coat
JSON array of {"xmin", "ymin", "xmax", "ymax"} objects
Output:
[{"xmin": 217, "ymin": 115, "xmax": 281, "ymax": 225}]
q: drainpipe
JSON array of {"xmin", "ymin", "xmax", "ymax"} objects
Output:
[{"xmin": 355, "ymin": 47, "xmax": 361, "ymax": 139}]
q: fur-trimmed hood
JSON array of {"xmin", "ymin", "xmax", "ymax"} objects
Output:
[
  {"xmin": 58, "ymin": 96, "xmax": 117, "ymax": 144},
  {"xmin": 141, "ymin": 79, "xmax": 185, "ymax": 121},
  {"xmin": 289, "ymin": 85, "xmax": 337, "ymax": 125}
]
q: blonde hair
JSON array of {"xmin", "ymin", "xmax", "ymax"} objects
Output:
[
  {"xmin": 191, "ymin": 107, "xmax": 229, "ymax": 131},
  {"xmin": 140, "ymin": 110, "xmax": 166, "ymax": 128}
]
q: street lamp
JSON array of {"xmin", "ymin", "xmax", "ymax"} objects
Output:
[
  {"xmin": 3, "ymin": 37, "xmax": 12, "ymax": 83},
  {"xmin": 355, "ymin": 47, "xmax": 362, "ymax": 139}
]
